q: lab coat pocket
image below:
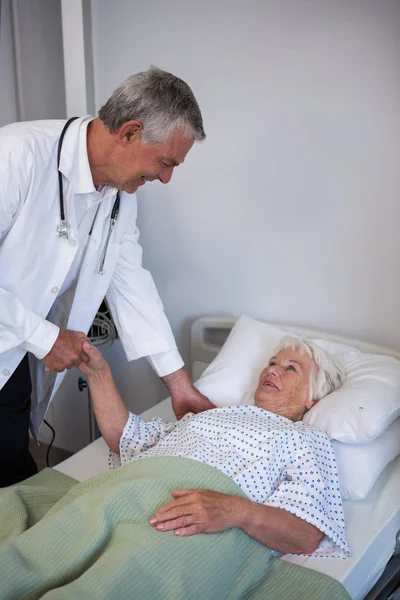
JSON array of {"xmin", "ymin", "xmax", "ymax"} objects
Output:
[{"xmin": 66, "ymin": 241, "xmax": 122, "ymax": 335}]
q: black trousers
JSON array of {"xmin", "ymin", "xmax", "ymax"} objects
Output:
[{"xmin": 0, "ymin": 354, "xmax": 38, "ymax": 487}]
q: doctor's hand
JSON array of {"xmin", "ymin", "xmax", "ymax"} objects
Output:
[
  {"xmin": 150, "ymin": 489, "xmax": 247, "ymax": 536},
  {"xmin": 171, "ymin": 388, "xmax": 215, "ymax": 421},
  {"xmin": 162, "ymin": 367, "xmax": 215, "ymax": 420},
  {"xmin": 43, "ymin": 329, "xmax": 91, "ymax": 373}
]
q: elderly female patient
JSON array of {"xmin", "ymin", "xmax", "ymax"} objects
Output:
[
  {"xmin": 0, "ymin": 337, "xmax": 351, "ymax": 600},
  {"xmin": 80, "ymin": 336, "xmax": 349, "ymax": 559}
]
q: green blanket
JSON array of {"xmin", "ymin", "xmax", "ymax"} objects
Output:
[{"xmin": 0, "ymin": 457, "xmax": 351, "ymax": 600}]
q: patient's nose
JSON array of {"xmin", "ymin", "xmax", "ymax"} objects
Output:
[{"xmin": 267, "ymin": 365, "xmax": 279, "ymax": 377}]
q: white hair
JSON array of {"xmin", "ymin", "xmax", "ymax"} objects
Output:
[
  {"xmin": 275, "ymin": 336, "xmax": 345, "ymax": 403},
  {"xmin": 98, "ymin": 66, "xmax": 205, "ymax": 143}
]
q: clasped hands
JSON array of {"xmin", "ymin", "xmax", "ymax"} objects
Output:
[
  {"xmin": 42, "ymin": 329, "xmax": 95, "ymax": 373},
  {"xmin": 42, "ymin": 331, "xmax": 214, "ymax": 419}
]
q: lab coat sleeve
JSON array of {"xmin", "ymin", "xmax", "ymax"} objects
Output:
[
  {"xmin": 106, "ymin": 195, "xmax": 184, "ymax": 376},
  {"xmin": 0, "ymin": 139, "xmax": 23, "ymax": 239},
  {"xmin": 0, "ymin": 288, "xmax": 60, "ymax": 358},
  {"xmin": 0, "ymin": 140, "xmax": 60, "ymax": 359},
  {"xmin": 146, "ymin": 350, "xmax": 184, "ymax": 377}
]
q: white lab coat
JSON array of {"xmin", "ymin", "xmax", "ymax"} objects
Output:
[{"xmin": 0, "ymin": 117, "xmax": 183, "ymax": 438}]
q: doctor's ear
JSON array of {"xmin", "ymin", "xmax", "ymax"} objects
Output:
[{"xmin": 118, "ymin": 120, "xmax": 143, "ymax": 145}]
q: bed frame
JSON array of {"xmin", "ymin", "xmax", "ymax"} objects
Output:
[
  {"xmin": 56, "ymin": 316, "xmax": 400, "ymax": 600},
  {"xmin": 189, "ymin": 317, "xmax": 400, "ymax": 600}
]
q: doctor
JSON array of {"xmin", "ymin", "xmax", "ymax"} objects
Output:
[{"xmin": 0, "ymin": 66, "xmax": 213, "ymax": 487}]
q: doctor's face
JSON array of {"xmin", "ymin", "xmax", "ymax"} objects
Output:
[
  {"xmin": 111, "ymin": 126, "xmax": 194, "ymax": 194},
  {"xmin": 254, "ymin": 348, "xmax": 316, "ymax": 421}
]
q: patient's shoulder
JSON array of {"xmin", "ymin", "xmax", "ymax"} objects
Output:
[{"xmin": 291, "ymin": 421, "xmax": 332, "ymax": 448}]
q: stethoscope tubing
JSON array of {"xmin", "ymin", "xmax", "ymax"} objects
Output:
[{"xmin": 57, "ymin": 117, "xmax": 120, "ymax": 275}]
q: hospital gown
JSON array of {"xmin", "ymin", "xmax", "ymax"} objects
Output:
[{"xmin": 109, "ymin": 405, "xmax": 350, "ymax": 559}]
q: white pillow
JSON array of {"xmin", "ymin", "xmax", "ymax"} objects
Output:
[
  {"xmin": 195, "ymin": 315, "xmax": 283, "ymax": 407},
  {"xmin": 302, "ymin": 338, "xmax": 400, "ymax": 442},
  {"xmin": 333, "ymin": 418, "xmax": 400, "ymax": 500},
  {"xmin": 195, "ymin": 315, "xmax": 400, "ymax": 443}
]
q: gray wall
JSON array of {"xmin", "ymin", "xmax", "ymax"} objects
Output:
[
  {"xmin": 0, "ymin": 0, "xmax": 65, "ymax": 124},
  {"xmin": 0, "ymin": 0, "xmax": 19, "ymax": 125}
]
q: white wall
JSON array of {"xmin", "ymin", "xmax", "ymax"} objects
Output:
[
  {"xmin": 60, "ymin": 0, "xmax": 95, "ymax": 117},
  {"xmin": 87, "ymin": 0, "xmax": 400, "ymax": 418},
  {"xmin": 49, "ymin": 0, "xmax": 400, "ymax": 452}
]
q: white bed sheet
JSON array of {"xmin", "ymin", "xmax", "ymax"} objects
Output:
[{"xmin": 55, "ymin": 397, "xmax": 400, "ymax": 600}]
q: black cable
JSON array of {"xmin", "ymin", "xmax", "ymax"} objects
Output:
[{"xmin": 43, "ymin": 419, "xmax": 56, "ymax": 468}]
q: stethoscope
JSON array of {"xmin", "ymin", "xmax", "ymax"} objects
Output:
[{"xmin": 56, "ymin": 116, "xmax": 120, "ymax": 275}]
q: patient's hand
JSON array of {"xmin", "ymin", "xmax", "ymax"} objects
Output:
[
  {"xmin": 149, "ymin": 489, "xmax": 247, "ymax": 536},
  {"xmin": 150, "ymin": 488, "xmax": 324, "ymax": 554},
  {"xmin": 75, "ymin": 341, "xmax": 108, "ymax": 376}
]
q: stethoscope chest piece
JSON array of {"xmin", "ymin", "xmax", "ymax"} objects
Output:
[{"xmin": 56, "ymin": 220, "xmax": 70, "ymax": 239}]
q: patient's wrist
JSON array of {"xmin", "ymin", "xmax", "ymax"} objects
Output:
[
  {"xmin": 231, "ymin": 497, "xmax": 252, "ymax": 530},
  {"xmin": 87, "ymin": 361, "xmax": 111, "ymax": 381}
]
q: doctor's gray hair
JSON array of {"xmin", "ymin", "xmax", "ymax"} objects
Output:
[
  {"xmin": 98, "ymin": 66, "xmax": 205, "ymax": 144},
  {"xmin": 275, "ymin": 336, "xmax": 345, "ymax": 403}
]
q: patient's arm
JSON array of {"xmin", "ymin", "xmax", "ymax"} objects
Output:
[
  {"xmin": 77, "ymin": 342, "xmax": 129, "ymax": 453},
  {"xmin": 150, "ymin": 489, "xmax": 323, "ymax": 555}
]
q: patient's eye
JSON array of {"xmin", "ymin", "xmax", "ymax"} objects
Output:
[
  {"xmin": 269, "ymin": 361, "xmax": 276, "ymax": 366},
  {"xmin": 286, "ymin": 364, "xmax": 296, "ymax": 372}
]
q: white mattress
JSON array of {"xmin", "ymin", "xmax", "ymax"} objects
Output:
[{"xmin": 55, "ymin": 397, "xmax": 400, "ymax": 600}]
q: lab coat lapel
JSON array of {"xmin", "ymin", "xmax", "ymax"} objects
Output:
[
  {"xmin": 30, "ymin": 195, "xmax": 121, "ymax": 438},
  {"xmin": 66, "ymin": 195, "xmax": 116, "ymax": 332},
  {"xmin": 30, "ymin": 197, "xmax": 112, "ymax": 438},
  {"xmin": 29, "ymin": 181, "xmax": 81, "ymax": 438}
]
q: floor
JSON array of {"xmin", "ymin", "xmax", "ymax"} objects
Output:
[{"xmin": 29, "ymin": 438, "xmax": 72, "ymax": 471}]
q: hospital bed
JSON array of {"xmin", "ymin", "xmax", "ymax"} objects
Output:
[{"xmin": 55, "ymin": 317, "xmax": 400, "ymax": 600}]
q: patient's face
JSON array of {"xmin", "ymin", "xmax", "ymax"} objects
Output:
[{"xmin": 254, "ymin": 348, "xmax": 315, "ymax": 421}]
